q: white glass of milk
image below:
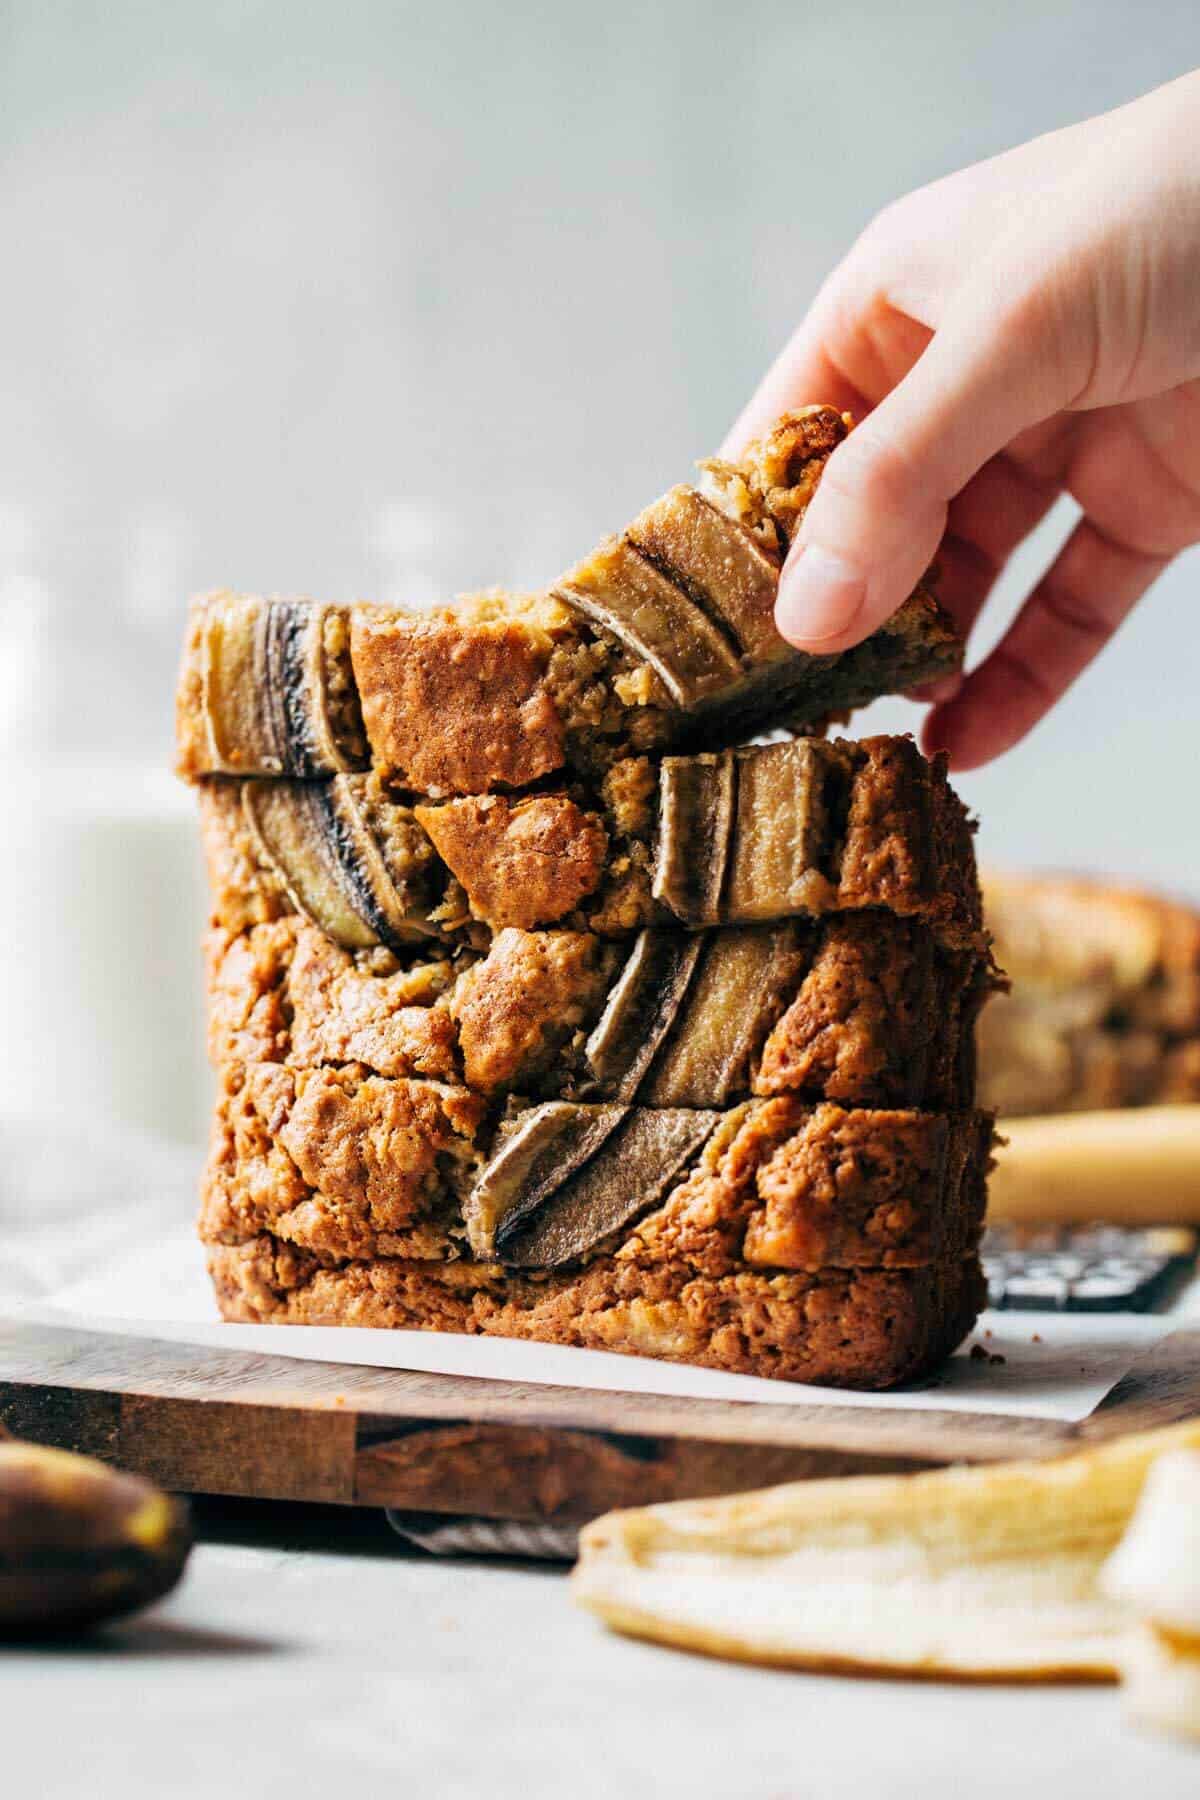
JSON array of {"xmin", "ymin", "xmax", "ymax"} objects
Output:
[{"xmin": 0, "ymin": 759, "xmax": 210, "ymax": 1146}]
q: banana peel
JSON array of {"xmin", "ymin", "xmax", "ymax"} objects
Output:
[
  {"xmin": 1102, "ymin": 1448, "xmax": 1200, "ymax": 1739},
  {"xmin": 1116, "ymin": 1626, "xmax": 1200, "ymax": 1741},
  {"xmin": 572, "ymin": 1421, "xmax": 1200, "ymax": 1681}
]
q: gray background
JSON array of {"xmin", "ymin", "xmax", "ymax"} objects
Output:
[{"xmin": 1, "ymin": 0, "xmax": 1198, "ymax": 1141}]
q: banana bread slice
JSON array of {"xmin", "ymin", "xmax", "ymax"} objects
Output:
[
  {"xmin": 199, "ymin": 1062, "xmax": 991, "ymax": 1272},
  {"xmin": 979, "ymin": 872, "xmax": 1200, "ymax": 1115},
  {"xmin": 207, "ymin": 1233, "xmax": 986, "ymax": 1390},
  {"xmin": 206, "ymin": 912, "xmax": 994, "ymax": 1110},
  {"xmin": 176, "ymin": 410, "xmax": 960, "ymax": 793},
  {"xmin": 197, "ymin": 734, "xmax": 982, "ymax": 952}
]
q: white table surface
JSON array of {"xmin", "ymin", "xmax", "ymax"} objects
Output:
[{"xmin": 4, "ymin": 1497, "xmax": 1196, "ymax": 1800}]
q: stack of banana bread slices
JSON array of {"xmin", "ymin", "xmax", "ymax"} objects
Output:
[{"xmin": 177, "ymin": 407, "xmax": 998, "ymax": 1388}]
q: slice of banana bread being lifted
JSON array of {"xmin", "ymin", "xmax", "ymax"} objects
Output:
[{"xmin": 176, "ymin": 409, "xmax": 960, "ymax": 795}]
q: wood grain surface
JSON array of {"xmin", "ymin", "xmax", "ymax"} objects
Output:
[{"xmin": 1, "ymin": 1319, "xmax": 1196, "ymax": 1521}]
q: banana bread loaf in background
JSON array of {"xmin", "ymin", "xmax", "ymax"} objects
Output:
[{"xmin": 979, "ymin": 872, "xmax": 1200, "ymax": 1116}]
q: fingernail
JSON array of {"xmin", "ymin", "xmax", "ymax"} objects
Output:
[{"xmin": 776, "ymin": 545, "xmax": 867, "ymax": 646}]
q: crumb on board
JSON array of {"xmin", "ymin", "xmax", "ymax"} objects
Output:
[{"xmin": 969, "ymin": 1342, "xmax": 1007, "ymax": 1366}]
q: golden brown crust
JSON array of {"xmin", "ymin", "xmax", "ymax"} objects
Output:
[
  {"xmin": 197, "ymin": 781, "xmax": 292, "ymax": 934},
  {"xmin": 350, "ymin": 605, "xmax": 568, "ymax": 795},
  {"xmin": 836, "ymin": 737, "xmax": 981, "ymax": 939},
  {"xmin": 754, "ymin": 915, "xmax": 991, "ymax": 1110},
  {"xmin": 728, "ymin": 406, "xmax": 851, "ymax": 546},
  {"xmin": 179, "ymin": 580, "xmax": 961, "ymax": 795},
  {"xmin": 205, "ymin": 916, "xmax": 461, "ymax": 1081},
  {"xmin": 199, "ymin": 1069, "xmax": 991, "ymax": 1273},
  {"xmin": 415, "ymin": 793, "xmax": 609, "ymax": 930},
  {"xmin": 633, "ymin": 1100, "xmax": 990, "ymax": 1274},
  {"xmin": 199, "ymin": 1063, "xmax": 487, "ymax": 1261},
  {"xmin": 196, "ymin": 735, "xmax": 982, "ymax": 952},
  {"xmin": 206, "ymin": 912, "xmax": 991, "ymax": 1109},
  {"xmin": 206, "ymin": 1233, "xmax": 985, "ymax": 1389},
  {"xmin": 450, "ymin": 929, "xmax": 616, "ymax": 1091},
  {"xmin": 180, "ymin": 407, "xmax": 983, "ymax": 1393},
  {"xmin": 174, "ymin": 602, "xmax": 209, "ymax": 782}
]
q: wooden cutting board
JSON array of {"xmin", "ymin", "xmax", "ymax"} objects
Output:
[{"xmin": 1, "ymin": 1318, "xmax": 1197, "ymax": 1523}]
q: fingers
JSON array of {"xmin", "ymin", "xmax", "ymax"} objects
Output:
[
  {"xmin": 922, "ymin": 517, "xmax": 1167, "ymax": 769},
  {"xmin": 773, "ymin": 285, "xmax": 1082, "ymax": 653},
  {"xmin": 905, "ymin": 671, "xmax": 964, "ymax": 705},
  {"xmin": 930, "ymin": 450, "xmax": 1066, "ymax": 641},
  {"xmin": 1067, "ymin": 395, "xmax": 1200, "ymax": 557},
  {"xmin": 721, "ymin": 255, "xmax": 934, "ymax": 459}
]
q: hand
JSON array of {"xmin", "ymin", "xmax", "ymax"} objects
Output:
[{"xmin": 726, "ymin": 72, "xmax": 1200, "ymax": 768}]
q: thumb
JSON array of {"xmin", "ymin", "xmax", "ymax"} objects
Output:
[{"xmin": 774, "ymin": 289, "xmax": 1075, "ymax": 651}]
